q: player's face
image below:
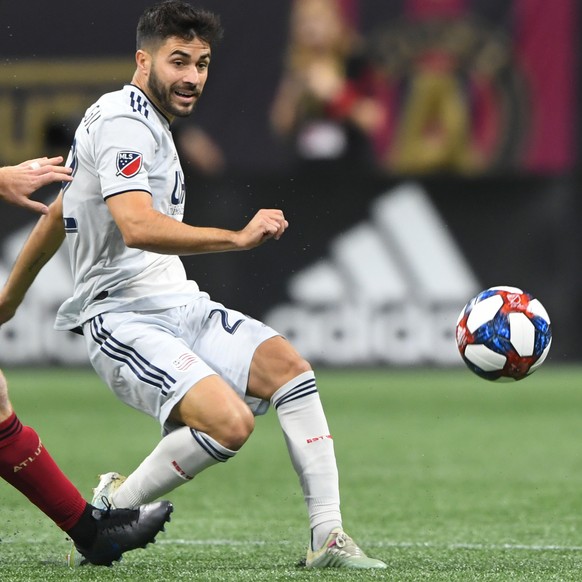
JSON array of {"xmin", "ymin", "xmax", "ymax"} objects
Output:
[{"xmin": 146, "ymin": 36, "xmax": 211, "ymax": 119}]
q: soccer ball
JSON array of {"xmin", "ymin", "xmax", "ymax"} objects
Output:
[{"xmin": 456, "ymin": 286, "xmax": 552, "ymax": 381}]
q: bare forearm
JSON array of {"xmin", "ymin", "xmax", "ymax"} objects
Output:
[
  {"xmin": 2, "ymin": 200, "xmax": 65, "ymax": 305},
  {"xmin": 108, "ymin": 193, "xmax": 287, "ymax": 256},
  {"xmin": 126, "ymin": 210, "xmax": 240, "ymax": 255}
]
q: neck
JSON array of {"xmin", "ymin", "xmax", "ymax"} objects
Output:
[{"xmin": 131, "ymin": 71, "xmax": 147, "ymax": 96}]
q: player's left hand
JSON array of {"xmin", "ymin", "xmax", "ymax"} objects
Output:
[{"xmin": 235, "ymin": 209, "xmax": 289, "ymax": 250}]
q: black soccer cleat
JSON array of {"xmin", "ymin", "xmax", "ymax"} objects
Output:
[{"xmin": 68, "ymin": 500, "xmax": 173, "ymax": 567}]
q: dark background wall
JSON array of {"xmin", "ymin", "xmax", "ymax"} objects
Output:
[
  {"xmin": 0, "ymin": 1, "xmax": 578, "ymax": 365},
  {"xmin": 0, "ymin": 0, "xmax": 294, "ymax": 171},
  {"xmin": 0, "ymin": 170, "xmax": 577, "ymax": 364}
]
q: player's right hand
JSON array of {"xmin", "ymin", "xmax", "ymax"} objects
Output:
[{"xmin": 0, "ymin": 156, "xmax": 73, "ymax": 215}]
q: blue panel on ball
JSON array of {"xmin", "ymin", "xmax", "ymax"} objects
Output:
[
  {"xmin": 532, "ymin": 317, "xmax": 552, "ymax": 357},
  {"xmin": 532, "ymin": 315, "xmax": 551, "ymax": 334},
  {"xmin": 472, "ymin": 312, "xmax": 513, "ymax": 357},
  {"xmin": 473, "ymin": 325, "xmax": 494, "ymax": 342},
  {"xmin": 492, "ymin": 313, "xmax": 511, "ymax": 339},
  {"xmin": 476, "ymin": 289, "xmax": 499, "ymax": 303}
]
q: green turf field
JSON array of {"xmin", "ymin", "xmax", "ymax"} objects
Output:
[{"xmin": 1, "ymin": 365, "xmax": 582, "ymax": 581}]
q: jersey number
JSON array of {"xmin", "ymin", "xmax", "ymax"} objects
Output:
[{"xmin": 209, "ymin": 309, "xmax": 244, "ymax": 335}]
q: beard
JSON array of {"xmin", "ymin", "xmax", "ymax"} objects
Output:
[{"xmin": 147, "ymin": 66, "xmax": 201, "ymax": 118}]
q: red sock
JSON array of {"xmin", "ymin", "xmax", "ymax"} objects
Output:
[{"xmin": 0, "ymin": 413, "xmax": 87, "ymax": 531}]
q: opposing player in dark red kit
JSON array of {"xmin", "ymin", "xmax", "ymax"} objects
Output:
[{"xmin": 0, "ymin": 156, "xmax": 173, "ymax": 566}]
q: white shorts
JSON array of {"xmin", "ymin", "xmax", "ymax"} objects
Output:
[{"xmin": 83, "ymin": 295, "xmax": 279, "ymax": 433}]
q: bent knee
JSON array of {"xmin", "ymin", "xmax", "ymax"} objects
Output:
[
  {"xmin": 249, "ymin": 338, "xmax": 314, "ymax": 400},
  {"xmin": 217, "ymin": 406, "xmax": 255, "ymax": 450},
  {"xmin": 290, "ymin": 355, "xmax": 312, "ymax": 377},
  {"xmin": 274, "ymin": 351, "xmax": 312, "ymax": 383}
]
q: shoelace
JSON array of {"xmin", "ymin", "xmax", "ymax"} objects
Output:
[
  {"xmin": 92, "ymin": 499, "xmax": 140, "ymax": 534},
  {"xmin": 92, "ymin": 496, "xmax": 111, "ymax": 521},
  {"xmin": 329, "ymin": 533, "xmax": 363, "ymax": 557},
  {"xmin": 91, "ymin": 497, "xmax": 113, "ymax": 520}
]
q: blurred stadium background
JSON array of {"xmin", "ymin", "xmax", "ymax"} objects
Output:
[
  {"xmin": 0, "ymin": 0, "xmax": 577, "ymax": 368},
  {"xmin": 1, "ymin": 2, "xmax": 581, "ymax": 578}
]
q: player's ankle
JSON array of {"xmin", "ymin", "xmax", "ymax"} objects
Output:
[
  {"xmin": 65, "ymin": 503, "xmax": 98, "ymax": 548},
  {"xmin": 311, "ymin": 521, "xmax": 342, "ymax": 550}
]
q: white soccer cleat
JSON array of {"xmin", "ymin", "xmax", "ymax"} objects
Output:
[
  {"xmin": 91, "ymin": 472, "xmax": 127, "ymax": 510},
  {"xmin": 305, "ymin": 528, "xmax": 387, "ymax": 569}
]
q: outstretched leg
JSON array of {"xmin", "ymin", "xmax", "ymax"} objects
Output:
[
  {"xmin": 106, "ymin": 374, "xmax": 253, "ymax": 508},
  {"xmin": 0, "ymin": 369, "xmax": 173, "ymax": 566},
  {"xmin": 0, "ymin": 369, "xmax": 87, "ymax": 534}
]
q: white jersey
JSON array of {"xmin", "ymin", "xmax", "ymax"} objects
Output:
[{"xmin": 56, "ymin": 84, "xmax": 201, "ymax": 331}]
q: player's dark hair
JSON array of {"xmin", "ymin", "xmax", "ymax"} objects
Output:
[{"xmin": 137, "ymin": 1, "xmax": 223, "ymax": 50}]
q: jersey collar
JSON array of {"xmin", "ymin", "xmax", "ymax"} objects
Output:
[{"xmin": 126, "ymin": 84, "xmax": 172, "ymax": 127}]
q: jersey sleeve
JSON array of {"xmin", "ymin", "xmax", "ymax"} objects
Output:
[{"xmin": 94, "ymin": 114, "xmax": 157, "ymax": 200}]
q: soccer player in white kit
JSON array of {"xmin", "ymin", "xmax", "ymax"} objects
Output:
[{"xmin": 0, "ymin": 0, "xmax": 386, "ymax": 569}]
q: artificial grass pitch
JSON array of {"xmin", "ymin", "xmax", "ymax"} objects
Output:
[{"xmin": 1, "ymin": 365, "xmax": 581, "ymax": 581}]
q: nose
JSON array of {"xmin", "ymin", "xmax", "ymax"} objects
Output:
[{"xmin": 183, "ymin": 65, "xmax": 200, "ymax": 85}]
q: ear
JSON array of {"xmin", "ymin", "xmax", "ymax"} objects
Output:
[{"xmin": 135, "ymin": 49, "xmax": 151, "ymax": 76}]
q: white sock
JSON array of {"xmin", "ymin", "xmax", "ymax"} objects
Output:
[
  {"xmin": 112, "ymin": 426, "xmax": 236, "ymax": 507},
  {"xmin": 271, "ymin": 371, "xmax": 342, "ymax": 549}
]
